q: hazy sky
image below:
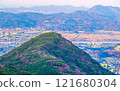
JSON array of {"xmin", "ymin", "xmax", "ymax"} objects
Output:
[{"xmin": 0, "ymin": 0, "xmax": 120, "ymax": 8}]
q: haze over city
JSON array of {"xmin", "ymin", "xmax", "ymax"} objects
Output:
[{"xmin": 0, "ymin": 0, "xmax": 120, "ymax": 8}]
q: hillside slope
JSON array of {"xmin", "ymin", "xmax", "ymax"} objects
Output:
[
  {"xmin": 0, "ymin": 10, "xmax": 120, "ymax": 32},
  {"xmin": 88, "ymin": 5, "xmax": 120, "ymax": 17},
  {"xmin": 0, "ymin": 32, "xmax": 114, "ymax": 75}
]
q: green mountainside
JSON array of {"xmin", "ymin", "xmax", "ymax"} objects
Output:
[{"xmin": 0, "ymin": 32, "xmax": 114, "ymax": 75}]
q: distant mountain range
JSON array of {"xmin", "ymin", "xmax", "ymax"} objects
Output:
[
  {"xmin": 0, "ymin": 5, "xmax": 120, "ymax": 32},
  {"xmin": 0, "ymin": 32, "xmax": 113, "ymax": 75},
  {"xmin": 88, "ymin": 5, "xmax": 120, "ymax": 17},
  {"xmin": 0, "ymin": 5, "xmax": 88, "ymax": 14}
]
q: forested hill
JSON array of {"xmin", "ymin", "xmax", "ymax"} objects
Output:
[{"xmin": 0, "ymin": 32, "xmax": 114, "ymax": 75}]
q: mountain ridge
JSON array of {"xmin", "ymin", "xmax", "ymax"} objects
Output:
[
  {"xmin": 0, "ymin": 9, "xmax": 120, "ymax": 32},
  {"xmin": 0, "ymin": 5, "xmax": 88, "ymax": 14},
  {"xmin": 88, "ymin": 5, "xmax": 120, "ymax": 17}
]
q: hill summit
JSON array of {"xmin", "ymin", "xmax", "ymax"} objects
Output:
[{"xmin": 0, "ymin": 32, "xmax": 113, "ymax": 75}]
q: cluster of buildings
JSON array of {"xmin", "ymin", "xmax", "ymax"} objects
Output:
[
  {"xmin": 75, "ymin": 42, "xmax": 120, "ymax": 74},
  {"xmin": 100, "ymin": 57, "xmax": 120, "ymax": 74},
  {"xmin": 0, "ymin": 28, "xmax": 52, "ymax": 56}
]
